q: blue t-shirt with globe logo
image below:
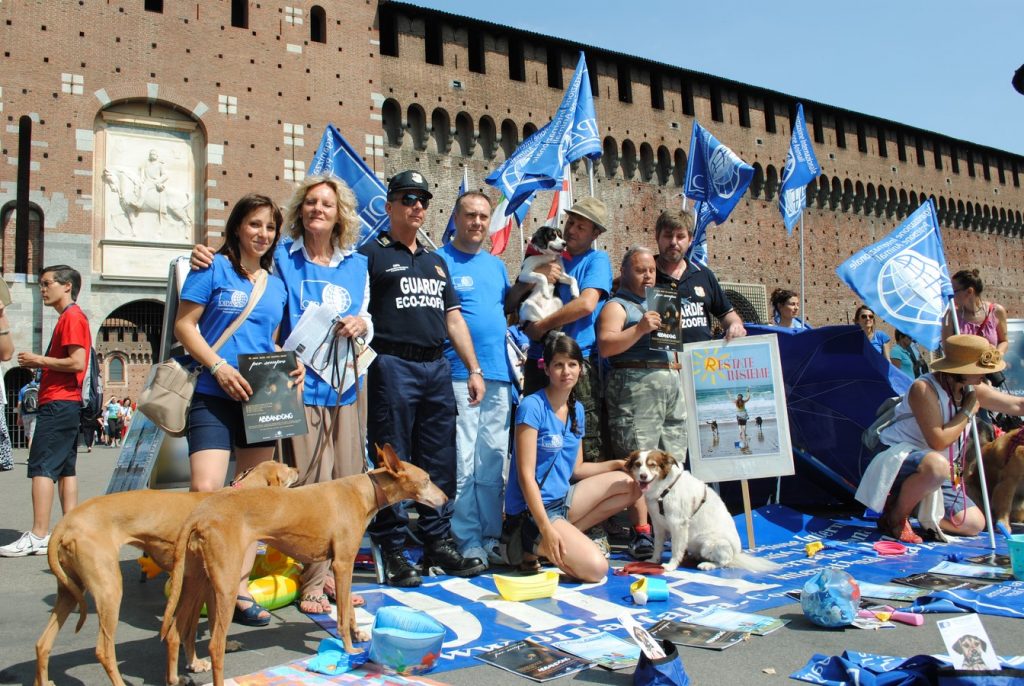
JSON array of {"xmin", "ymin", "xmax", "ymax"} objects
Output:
[{"xmin": 180, "ymin": 254, "xmax": 287, "ymax": 399}]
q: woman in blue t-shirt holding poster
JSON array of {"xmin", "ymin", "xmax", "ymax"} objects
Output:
[
  {"xmin": 506, "ymin": 335, "xmax": 643, "ymax": 583},
  {"xmin": 175, "ymin": 193, "xmax": 296, "ymax": 626}
]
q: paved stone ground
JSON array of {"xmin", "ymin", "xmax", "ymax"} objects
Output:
[{"xmin": 1, "ymin": 444, "xmax": 1019, "ymax": 685}]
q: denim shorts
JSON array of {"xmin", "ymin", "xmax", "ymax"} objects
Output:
[
  {"xmin": 520, "ymin": 484, "xmax": 579, "ymax": 554},
  {"xmin": 27, "ymin": 400, "xmax": 81, "ymax": 480},
  {"xmin": 894, "ymin": 449, "xmax": 976, "ymax": 519},
  {"xmin": 186, "ymin": 392, "xmax": 274, "ymax": 453}
]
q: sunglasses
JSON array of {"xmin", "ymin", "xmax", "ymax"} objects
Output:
[
  {"xmin": 396, "ymin": 193, "xmax": 429, "ymax": 209},
  {"xmin": 859, "ymin": 314, "xmax": 874, "ymax": 320}
]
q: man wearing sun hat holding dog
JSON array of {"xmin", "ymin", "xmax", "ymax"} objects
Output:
[{"xmin": 859, "ymin": 334, "xmax": 1024, "ymax": 544}]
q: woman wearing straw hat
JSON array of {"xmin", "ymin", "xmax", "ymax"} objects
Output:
[{"xmin": 867, "ymin": 334, "xmax": 1024, "ymax": 543}]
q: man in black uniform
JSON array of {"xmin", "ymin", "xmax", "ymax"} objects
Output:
[
  {"xmin": 653, "ymin": 209, "xmax": 746, "ymax": 343},
  {"xmin": 360, "ymin": 170, "xmax": 487, "ymax": 587}
]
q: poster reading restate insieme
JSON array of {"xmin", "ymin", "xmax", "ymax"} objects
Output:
[{"xmin": 680, "ymin": 334, "xmax": 794, "ymax": 483}]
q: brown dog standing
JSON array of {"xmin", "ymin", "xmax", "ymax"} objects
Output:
[
  {"xmin": 966, "ymin": 424, "xmax": 1024, "ymax": 530},
  {"xmin": 160, "ymin": 444, "xmax": 447, "ymax": 686},
  {"xmin": 35, "ymin": 460, "xmax": 298, "ymax": 686}
]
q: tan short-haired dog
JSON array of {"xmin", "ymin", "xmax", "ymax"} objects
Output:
[
  {"xmin": 160, "ymin": 444, "xmax": 447, "ymax": 686},
  {"xmin": 35, "ymin": 460, "xmax": 298, "ymax": 686},
  {"xmin": 965, "ymin": 424, "xmax": 1024, "ymax": 531}
]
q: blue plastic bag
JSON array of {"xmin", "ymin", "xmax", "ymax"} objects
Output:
[{"xmin": 633, "ymin": 639, "xmax": 689, "ymax": 686}]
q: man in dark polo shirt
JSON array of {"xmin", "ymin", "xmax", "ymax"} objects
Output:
[
  {"xmin": 360, "ymin": 170, "xmax": 487, "ymax": 587},
  {"xmin": 653, "ymin": 209, "xmax": 746, "ymax": 343}
]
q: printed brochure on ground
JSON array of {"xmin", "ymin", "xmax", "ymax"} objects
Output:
[
  {"xmin": 648, "ymin": 619, "xmax": 747, "ymax": 650},
  {"xmin": 553, "ymin": 631, "xmax": 640, "ymax": 670},
  {"xmin": 474, "ymin": 640, "xmax": 592, "ymax": 682}
]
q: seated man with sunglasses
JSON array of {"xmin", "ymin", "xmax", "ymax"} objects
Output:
[{"xmin": 359, "ymin": 170, "xmax": 487, "ymax": 586}]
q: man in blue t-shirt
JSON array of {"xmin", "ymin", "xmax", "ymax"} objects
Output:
[
  {"xmin": 507, "ymin": 197, "xmax": 613, "ymax": 464},
  {"xmin": 438, "ymin": 192, "xmax": 513, "ymax": 568},
  {"xmin": 506, "ymin": 197, "xmax": 614, "ymax": 555}
]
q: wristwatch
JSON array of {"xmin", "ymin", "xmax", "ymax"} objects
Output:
[{"xmin": 469, "ymin": 368, "xmax": 484, "ymax": 377}]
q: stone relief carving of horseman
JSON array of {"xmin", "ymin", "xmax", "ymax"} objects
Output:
[{"xmin": 102, "ymin": 149, "xmax": 193, "ymax": 239}]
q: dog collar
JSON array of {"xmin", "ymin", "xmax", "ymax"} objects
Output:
[
  {"xmin": 367, "ymin": 471, "xmax": 388, "ymax": 511},
  {"xmin": 655, "ymin": 473, "xmax": 679, "ymax": 516}
]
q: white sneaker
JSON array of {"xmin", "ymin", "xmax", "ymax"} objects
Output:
[{"xmin": 0, "ymin": 531, "xmax": 49, "ymax": 557}]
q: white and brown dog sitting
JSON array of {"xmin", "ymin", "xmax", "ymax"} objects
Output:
[
  {"xmin": 517, "ymin": 225, "xmax": 580, "ymax": 324},
  {"xmin": 625, "ymin": 449, "xmax": 779, "ymax": 573}
]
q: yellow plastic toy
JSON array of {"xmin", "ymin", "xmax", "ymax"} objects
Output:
[
  {"xmin": 494, "ymin": 571, "xmax": 559, "ymax": 601},
  {"xmin": 805, "ymin": 541, "xmax": 825, "ymax": 558},
  {"xmin": 163, "ymin": 545, "xmax": 302, "ymax": 613}
]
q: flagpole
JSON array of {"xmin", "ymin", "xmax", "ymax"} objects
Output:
[
  {"xmin": 948, "ymin": 303, "xmax": 998, "ymax": 550},
  {"xmin": 800, "ymin": 214, "xmax": 807, "ymax": 322}
]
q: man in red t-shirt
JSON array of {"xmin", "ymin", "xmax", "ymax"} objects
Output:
[{"xmin": 0, "ymin": 265, "xmax": 91, "ymax": 557}]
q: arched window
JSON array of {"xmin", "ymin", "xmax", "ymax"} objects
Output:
[
  {"xmin": 310, "ymin": 6, "xmax": 327, "ymax": 44},
  {"xmin": 522, "ymin": 122, "xmax": 538, "ymax": 139},
  {"xmin": 407, "ymin": 105, "xmax": 427, "ymax": 152},
  {"xmin": 500, "ymin": 119, "xmax": 518, "ymax": 159},
  {"xmin": 656, "ymin": 146, "xmax": 672, "ymax": 186},
  {"xmin": 639, "ymin": 143, "xmax": 655, "ymax": 182},
  {"xmin": 430, "ymin": 109, "xmax": 451, "ymax": 155},
  {"xmin": 673, "ymin": 149, "xmax": 687, "ymax": 187},
  {"xmin": 749, "ymin": 163, "xmax": 764, "ymax": 198},
  {"xmin": 764, "ymin": 165, "xmax": 778, "ymax": 201},
  {"xmin": 382, "ymin": 99, "xmax": 402, "ymax": 147},
  {"xmin": 478, "ymin": 116, "xmax": 496, "ymax": 160},
  {"xmin": 455, "ymin": 112, "xmax": 475, "ymax": 157},
  {"xmin": 1, "ymin": 201, "xmax": 43, "ymax": 275},
  {"xmin": 602, "ymin": 137, "xmax": 619, "ymax": 179},
  {"xmin": 620, "ymin": 140, "xmax": 637, "ymax": 180},
  {"xmin": 108, "ymin": 356, "xmax": 125, "ymax": 384}
]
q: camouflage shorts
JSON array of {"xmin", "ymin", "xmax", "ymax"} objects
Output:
[{"xmin": 605, "ymin": 367, "xmax": 687, "ymax": 460}]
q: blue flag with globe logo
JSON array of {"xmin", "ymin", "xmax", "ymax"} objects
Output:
[
  {"xmin": 779, "ymin": 103, "xmax": 821, "ymax": 234},
  {"xmin": 683, "ymin": 121, "xmax": 754, "ymax": 266},
  {"xmin": 836, "ymin": 199, "xmax": 953, "ymax": 350}
]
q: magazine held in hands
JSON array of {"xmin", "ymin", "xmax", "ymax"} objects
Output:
[
  {"xmin": 645, "ymin": 286, "xmax": 682, "ymax": 351},
  {"xmin": 237, "ymin": 351, "xmax": 308, "ymax": 443}
]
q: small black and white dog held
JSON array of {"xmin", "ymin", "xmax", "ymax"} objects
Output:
[{"xmin": 517, "ymin": 225, "xmax": 580, "ymax": 325}]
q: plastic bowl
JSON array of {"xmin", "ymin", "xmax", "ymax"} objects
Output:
[{"xmin": 494, "ymin": 570, "xmax": 559, "ymax": 601}]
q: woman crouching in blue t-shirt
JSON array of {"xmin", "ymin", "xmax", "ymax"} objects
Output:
[
  {"xmin": 174, "ymin": 193, "xmax": 300, "ymax": 626},
  {"xmin": 506, "ymin": 334, "xmax": 643, "ymax": 582}
]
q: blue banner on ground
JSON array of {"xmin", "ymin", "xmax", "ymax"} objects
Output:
[
  {"xmin": 308, "ymin": 124, "xmax": 390, "ymax": 248},
  {"xmin": 306, "ymin": 506, "xmax": 1011, "ymax": 674},
  {"xmin": 836, "ymin": 199, "xmax": 953, "ymax": 350}
]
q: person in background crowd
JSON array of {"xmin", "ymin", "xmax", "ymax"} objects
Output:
[
  {"xmin": 439, "ymin": 192, "xmax": 515, "ymax": 569},
  {"xmin": 105, "ymin": 397, "xmax": 122, "ymax": 449},
  {"xmin": 1, "ymin": 266, "xmax": 90, "ymax": 557},
  {"xmin": 506, "ymin": 334, "xmax": 644, "ymax": 582},
  {"xmin": 855, "ymin": 304, "xmax": 891, "ymax": 362},
  {"xmin": 943, "ymin": 269, "xmax": 1008, "ymax": 360},
  {"xmin": 770, "ymin": 288, "xmax": 811, "ymax": 330},
  {"xmin": 16, "ymin": 374, "xmax": 40, "ymax": 454},
  {"xmin": 120, "ymin": 397, "xmax": 133, "ymax": 441},
  {"xmin": 865, "ymin": 335, "xmax": 1024, "ymax": 543},
  {"xmin": 360, "ymin": 170, "xmax": 486, "ymax": 587},
  {"xmin": 192, "ymin": 175, "xmax": 374, "ymax": 612},
  {"xmin": 891, "ymin": 330, "xmax": 925, "ymax": 378},
  {"xmin": 175, "ymin": 193, "xmax": 297, "ymax": 625}
]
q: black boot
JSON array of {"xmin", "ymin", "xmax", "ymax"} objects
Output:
[
  {"xmin": 381, "ymin": 547, "xmax": 422, "ymax": 587},
  {"xmin": 422, "ymin": 537, "xmax": 487, "ymax": 577}
]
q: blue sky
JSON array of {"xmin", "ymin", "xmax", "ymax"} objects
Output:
[{"xmin": 408, "ymin": 0, "xmax": 1024, "ymax": 156}]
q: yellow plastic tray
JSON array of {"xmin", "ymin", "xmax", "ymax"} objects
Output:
[{"xmin": 494, "ymin": 570, "xmax": 560, "ymax": 601}]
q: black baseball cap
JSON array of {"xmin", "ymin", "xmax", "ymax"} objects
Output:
[{"xmin": 387, "ymin": 170, "xmax": 433, "ymax": 199}]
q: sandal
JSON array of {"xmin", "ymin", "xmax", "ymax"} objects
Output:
[
  {"xmin": 876, "ymin": 514, "xmax": 923, "ymax": 544},
  {"xmin": 323, "ymin": 577, "xmax": 365, "ymax": 607},
  {"xmin": 297, "ymin": 593, "xmax": 331, "ymax": 614},
  {"xmin": 233, "ymin": 595, "xmax": 271, "ymax": 626}
]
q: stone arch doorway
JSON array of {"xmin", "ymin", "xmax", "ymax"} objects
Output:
[{"xmin": 98, "ymin": 299, "xmax": 164, "ymax": 403}]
